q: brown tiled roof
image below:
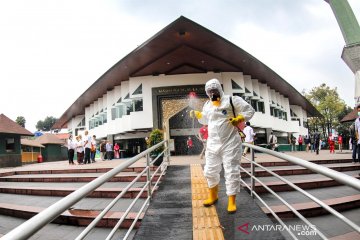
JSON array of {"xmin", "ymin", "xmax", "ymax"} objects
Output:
[
  {"xmin": 340, "ymin": 108, "xmax": 357, "ymax": 123},
  {"xmin": 21, "ymin": 139, "xmax": 45, "ymax": 148},
  {"xmin": 55, "ymin": 133, "xmax": 70, "ymax": 140},
  {"xmin": 35, "ymin": 133, "xmax": 64, "ymax": 145},
  {"xmin": 0, "ymin": 114, "xmax": 33, "ymax": 136}
]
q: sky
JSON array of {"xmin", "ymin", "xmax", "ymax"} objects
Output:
[{"xmin": 0, "ymin": 0, "xmax": 359, "ymax": 132}]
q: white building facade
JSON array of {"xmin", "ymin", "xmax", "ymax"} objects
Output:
[{"xmin": 54, "ymin": 17, "xmax": 319, "ymax": 156}]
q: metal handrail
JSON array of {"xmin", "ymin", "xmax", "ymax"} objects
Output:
[
  {"xmin": 1, "ymin": 140, "xmax": 169, "ymax": 240},
  {"xmin": 240, "ymin": 166, "xmax": 327, "ymax": 239},
  {"xmin": 243, "ymin": 143, "xmax": 360, "ymax": 191},
  {"xmin": 241, "ymin": 143, "xmax": 360, "ymax": 239}
]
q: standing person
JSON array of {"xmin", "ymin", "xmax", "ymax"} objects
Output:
[
  {"xmin": 313, "ymin": 130, "xmax": 320, "ymax": 155},
  {"xmin": 186, "ymin": 136, "xmax": 193, "ymax": 155},
  {"xmin": 243, "ymin": 121, "xmax": 256, "ymax": 157},
  {"xmin": 90, "ymin": 135, "xmax": 96, "ymax": 163},
  {"xmin": 106, "ymin": 141, "xmax": 113, "ymax": 160},
  {"xmin": 328, "ymin": 134, "xmax": 335, "ymax": 154},
  {"xmin": 83, "ymin": 130, "xmax": 92, "ymax": 164},
  {"xmin": 190, "ymin": 78, "xmax": 255, "ymax": 213},
  {"xmin": 268, "ymin": 132, "xmax": 277, "ymax": 151},
  {"xmin": 291, "ymin": 134, "xmax": 296, "ymax": 152},
  {"xmin": 76, "ymin": 136, "xmax": 84, "ymax": 164},
  {"xmin": 350, "ymin": 123, "xmax": 357, "ymax": 162},
  {"xmin": 304, "ymin": 135, "xmax": 311, "ymax": 152},
  {"xmin": 114, "ymin": 143, "xmax": 120, "ymax": 159},
  {"xmin": 337, "ymin": 135, "xmax": 343, "ymax": 152},
  {"xmin": 198, "ymin": 125, "xmax": 208, "ymax": 159},
  {"xmin": 100, "ymin": 140, "xmax": 106, "ymax": 161},
  {"xmin": 67, "ymin": 135, "xmax": 75, "ymax": 165},
  {"xmin": 354, "ymin": 104, "xmax": 360, "ymax": 163},
  {"xmin": 298, "ymin": 135, "xmax": 303, "ymax": 151}
]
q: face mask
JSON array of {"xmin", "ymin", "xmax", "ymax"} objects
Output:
[
  {"xmin": 210, "ymin": 93, "xmax": 220, "ymax": 101},
  {"xmin": 208, "ymin": 89, "xmax": 221, "ymax": 101},
  {"xmin": 358, "ymin": 112, "xmax": 360, "ymax": 117}
]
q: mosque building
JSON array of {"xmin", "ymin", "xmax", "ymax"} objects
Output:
[{"xmin": 53, "ymin": 16, "xmax": 320, "ymax": 156}]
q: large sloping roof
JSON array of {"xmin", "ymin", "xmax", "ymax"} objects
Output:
[
  {"xmin": 53, "ymin": 16, "xmax": 320, "ymax": 129},
  {"xmin": 21, "ymin": 139, "xmax": 45, "ymax": 148},
  {"xmin": 340, "ymin": 108, "xmax": 357, "ymax": 123},
  {"xmin": 0, "ymin": 114, "xmax": 33, "ymax": 136},
  {"xmin": 35, "ymin": 133, "xmax": 64, "ymax": 145}
]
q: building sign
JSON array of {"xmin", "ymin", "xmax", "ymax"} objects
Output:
[{"xmin": 154, "ymin": 85, "xmax": 206, "ymax": 96}]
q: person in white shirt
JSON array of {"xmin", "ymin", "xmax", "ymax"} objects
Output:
[
  {"xmin": 268, "ymin": 132, "xmax": 277, "ymax": 150},
  {"xmin": 83, "ymin": 130, "xmax": 92, "ymax": 164},
  {"xmin": 76, "ymin": 135, "xmax": 84, "ymax": 164},
  {"xmin": 90, "ymin": 135, "xmax": 97, "ymax": 163},
  {"xmin": 67, "ymin": 135, "xmax": 75, "ymax": 165},
  {"xmin": 242, "ymin": 122, "xmax": 256, "ymax": 157}
]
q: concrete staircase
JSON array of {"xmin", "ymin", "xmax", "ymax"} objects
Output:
[
  {"xmin": 241, "ymin": 157, "xmax": 360, "ymax": 239},
  {"xmin": 0, "ymin": 165, "xmax": 159, "ymax": 239}
]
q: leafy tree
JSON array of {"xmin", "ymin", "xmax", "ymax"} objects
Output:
[
  {"xmin": 15, "ymin": 116, "xmax": 26, "ymax": 128},
  {"xmin": 304, "ymin": 84, "xmax": 347, "ymax": 139},
  {"xmin": 36, "ymin": 116, "xmax": 58, "ymax": 131}
]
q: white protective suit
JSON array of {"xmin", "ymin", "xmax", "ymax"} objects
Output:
[{"xmin": 198, "ymin": 79, "xmax": 255, "ymax": 196}]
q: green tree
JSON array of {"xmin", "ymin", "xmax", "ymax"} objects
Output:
[
  {"xmin": 15, "ymin": 116, "xmax": 26, "ymax": 128},
  {"xmin": 36, "ymin": 116, "xmax": 58, "ymax": 131},
  {"xmin": 304, "ymin": 84, "xmax": 347, "ymax": 138}
]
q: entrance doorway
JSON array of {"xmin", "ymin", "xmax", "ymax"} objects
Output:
[{"xmin": 168, "ymin": 106, "xmax": 203, "ymax": 155}]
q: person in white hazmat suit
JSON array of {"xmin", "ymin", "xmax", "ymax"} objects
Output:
[{"xmin": 190, "ymin": 78, "xmax": 255, "ymax": 213}]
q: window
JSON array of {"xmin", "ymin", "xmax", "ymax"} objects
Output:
[
  {"xmin": 270, "ymin": 106, "xmax": 274, "ymax": 116},
  {"xmin": 6, "ymin": 138, "xmax": 15, "ymax": 152},
  {"xmin": 283, "ymin": 112, "xmax": 288, "ymax": 121},
  {"xmin": 133, "ymin": 98, "xmax": 143, "ymax": 112},
  {"xmin": 250, "ymin": 100, "xmax": 258, "ymax": 112},
  {"xmin": 124, "ymin": 101, "xmax": 132, "ymax": 115},
  {"xmin": 103, "ymin": 112, "xmax": 107, "ymax": 124},
  {"xmin": 258, "ymin": 102, "xmax": 265, "ymax": 114},
  {"xmin": 231, "ymin": 79, "xmax": 243, "ymax": 90},
  {"xmin": 132, "ymin": 84, "xmax": 143, "ymax": 95},
  {"xmin": 290, "ymin": 109, "xmax": 298, "ymax": 117},
  {"xmin": 111, "ymin": 105, "xmax": 125, "ymax": 120}
]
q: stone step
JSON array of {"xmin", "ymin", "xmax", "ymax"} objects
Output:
[
  {"xmin": 0, "ymin": 166, "xmax": 157, "ymax": 177},
  {"xmin": 329, "ymin": 231, "xmax": 360, "ymax": 240},
  {"xmin": 242, "ymin": 174, "xmax": 360, "ymax": 193},
  {"xmin": 240, "ymin": 158, "xmax": 352, "ymax": 168},
  {"xmin": 261, "ymin": 194, "xmax": 360, "ymax": 218},
  {"xmin": 280, "ymin": 208, "xmax": 360, "ymax": 239},
  {"xmin": 0, "ymin": 193, "xmax": 146, "ymax": 212},
  {"xmin": 0, "ymin": 215, "xmax": 136, "ymax": 240},
  {"xmin": 0, "ymin": 181, "xmax": 145, "ymax": 188},
  {"xmin": 0, "ymin": 185, "xmax": 157, "ymax": 198},
  {"xmin": 0, "ymin": 172, "xmax": 160, "ymax": 182},
  {"xmin": 0, "ymin": 203, "xmax": 143, "ymax": 228},
  {"xmin": 241, "ymin": 163, "xmax": 360, "ymax": 178}
]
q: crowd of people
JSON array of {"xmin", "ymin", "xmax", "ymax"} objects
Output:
[{"xmin": 67, "ymin": 131, "xmax": 122, "ymax": 165}]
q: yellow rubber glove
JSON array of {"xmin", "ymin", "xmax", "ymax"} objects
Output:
[
  {"xmin": 229, "ymin": 115, "xmax": 244, "ymax": 126},
  {"xmin": 190, "ymin": 110, "xmax": 202, "ymax": 119}
]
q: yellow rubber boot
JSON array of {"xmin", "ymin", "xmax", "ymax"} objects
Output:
[
  {"xmin": 203, "ymin": 185, "xmax": 219, "ymax": 207},
  {"xmin": 227, "ymin": 195, "xmax": 237, "ymax": 213}
]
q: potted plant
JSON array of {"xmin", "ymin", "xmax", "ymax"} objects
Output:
[{"xmin": 147, "ymin": 129, "xmax": 164, "ymax": 166}]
